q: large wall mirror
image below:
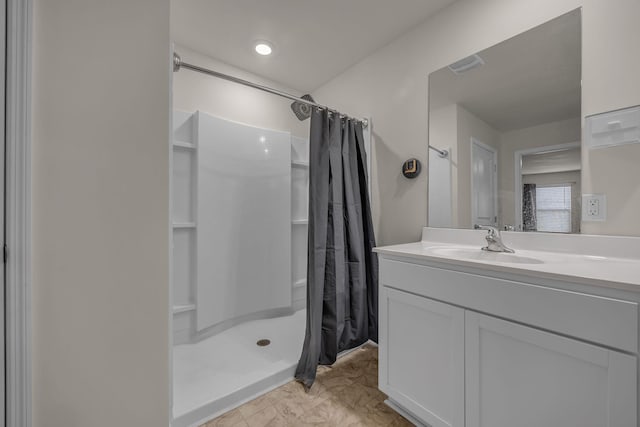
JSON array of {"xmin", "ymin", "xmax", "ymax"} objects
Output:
[{"xmin": 428, "ymin": 9, "xmax": 581, "ymax": 233}]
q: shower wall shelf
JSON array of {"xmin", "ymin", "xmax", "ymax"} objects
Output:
[
  {"xmin": 291, "ymin": 135, "xmax": 310, "ymax": 313},
  {"xmin": 173, "ymin": 222, "xmax": 196, "ymax": 229},
  {"xmin": 172, "ymin": 111, "xmax": 198, "ymax": 346},
  {"xmin": 173, "ymin": 141, "xmax": 196, "ymax": 150}
]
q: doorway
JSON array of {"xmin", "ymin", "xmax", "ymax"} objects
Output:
[
  {"xmin": 514, "ymin": 142, "xmax": 581, "ymax": 232},
  {"xmin": 471, "ymin": 138, "xmax": 497, "ymax": 227}
]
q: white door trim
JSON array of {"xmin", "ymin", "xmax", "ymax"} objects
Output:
[
  {"xmin": 0, "ymin": 0, "xmax": 6, "ymax": 422},
  {"xmin": 470, "ymin": 137, "xmax": 498, "ymax": 226},
  {"xmin": 513, "ymin": 141, "xmax": 580, "ymax": 231},
  {"xmin": 5, "ymin": 0, "xmax": 32, "ymax": 426}
]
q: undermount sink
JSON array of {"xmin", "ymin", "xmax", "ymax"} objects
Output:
[{"xmin": 428, "ymin": 246, "xmax": 544, "ymax": 265}]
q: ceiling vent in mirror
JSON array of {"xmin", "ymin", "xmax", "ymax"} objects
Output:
[{"xmin": 448, "ymin": 54, "xmax": 484, "ymax": 74}]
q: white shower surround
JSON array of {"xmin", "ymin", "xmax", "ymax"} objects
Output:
[
  {"xmin": 196, "ymin": 111, "xmax": 292, "ymax": 330},
  {"xmin": 171, "ymin": 110, "xmax": 303, "ymax": 343},
  {"xmin": 170, "ymin": 109, "xmax": 312, "ymax": 426}
]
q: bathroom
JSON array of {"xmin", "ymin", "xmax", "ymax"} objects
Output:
[{"xmin": 4, "ymin": 0, "xmax": 637, "ymax": 426}]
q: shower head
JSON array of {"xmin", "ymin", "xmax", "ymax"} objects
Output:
[{"xmin": 290, "ymin": 94, "xmax": 315, "ymax": 121}]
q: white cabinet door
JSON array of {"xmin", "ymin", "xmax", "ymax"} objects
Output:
[
  {"xmin": 466, "ymin": 311, "xmax": 637, "ymax": 427},
  {"xmin": 379, "ymin": 287, "xmax": 464, "ymax": 427}
]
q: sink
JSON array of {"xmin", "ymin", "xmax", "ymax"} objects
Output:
[{"xmin": 428, "ymin": 247, "xmax": 544, "ymax": 265}]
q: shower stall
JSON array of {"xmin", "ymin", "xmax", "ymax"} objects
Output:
[
  {"xmin": 170, "ymin": 50, "xmax": 371, "ymax": 427},
  {"xmin": 171, "ymin": 109, "xmax": 310, "ymax": 427}
]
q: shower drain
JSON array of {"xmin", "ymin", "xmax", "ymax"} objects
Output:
[{"xmin": 256, "ymin": 339, "xmax": 271, "ymax": 347}]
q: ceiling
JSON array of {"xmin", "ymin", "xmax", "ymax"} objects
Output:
[
  {"xmin": 429, "ymin": 10, "xmax": 581, "ymax": 131},
  {"xmin": 171, "ymin": 0, "xmax": 456, "ymax": 92}
]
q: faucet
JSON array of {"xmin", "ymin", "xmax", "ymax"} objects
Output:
[{"xmin": 474, "ymin": 224, "xmax": 515, "ymax": 253}]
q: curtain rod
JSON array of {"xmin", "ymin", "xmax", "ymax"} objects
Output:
[
  {"xmin": 173, "ymin": 53, "xmax": 368, "ymax": 128},
  {"xmin": 429, "ymin": 145, "xmax": 449, "ymax": 158}
]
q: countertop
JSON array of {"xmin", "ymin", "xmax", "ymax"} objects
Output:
[{"xmin": 374, "ymin": 228, "xmax": 640, "ymax": 293}]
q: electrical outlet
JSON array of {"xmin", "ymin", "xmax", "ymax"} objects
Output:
[
  {"xmin": 582, "ymin": 194, "xmax": 606, "ymax": 221},
  {"xmin": 587, "ymin": 198, "xmax": 599, "ymax": 216}
]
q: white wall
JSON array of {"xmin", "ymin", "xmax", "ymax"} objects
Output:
[
  {"xmin": 429, "ymin": 105, "xmax": 457, "ymax": 154},
  {"xmin": 499, "ymin": 117, "xmax": 581, "ymax": 226},
  {"xmin": 313, "ymin": 0, "xmax": 640, "ymax": 243},
  {"xmin": 429, "ymin": 105, "xmax": 457, "ymax": 222},
  {"xmin": 32, "ymin": 1, "xmax": 170, "ymax": 426},
  {"xmin": 582, "ymin": 136, "xmax": 640, "ymax": 235}
]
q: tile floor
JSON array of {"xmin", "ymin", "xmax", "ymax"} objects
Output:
[{"xmin": 201, "ymin": 344, "xmax": 412, "ymax": 427}]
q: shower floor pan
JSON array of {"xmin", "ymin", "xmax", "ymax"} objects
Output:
[{"xmin": 172, "ymin": 309, "xmax": 306, "ymax": 427}]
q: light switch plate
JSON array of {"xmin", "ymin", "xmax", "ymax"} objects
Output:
[{"xmin": 582, "ymin": 194, "xmax": 606, "ymax": 221}]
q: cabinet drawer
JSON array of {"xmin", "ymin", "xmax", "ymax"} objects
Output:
[{"xmin": 380, "ymin": 258, "xmax": 638, "ymax": 353}]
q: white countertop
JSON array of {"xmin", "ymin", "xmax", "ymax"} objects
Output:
[{"xmin": 374, "ymin": 228, "xmax": 640, "ymax": 293}]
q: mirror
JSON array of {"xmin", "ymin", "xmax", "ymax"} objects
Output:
[{"xmin": 427, "ymin": 10, "xmax": 581, "ymax": 233}]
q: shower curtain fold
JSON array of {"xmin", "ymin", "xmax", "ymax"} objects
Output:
[
  {"xmin": 523, "ymin": 183, "xmax": 538, "ymax": 232},
  {"xmin": 295, "ymin": 109, "xmax": 378, "ymax": 390}
]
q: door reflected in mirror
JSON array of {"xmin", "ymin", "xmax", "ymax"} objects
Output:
[{"xmin": 428, "ymin": 9, "xmax": 581, "ymax": 233}]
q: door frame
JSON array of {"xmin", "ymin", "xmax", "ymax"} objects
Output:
[
  {"xmin": 5, "ymin": 0, "xmax": 32, "ymax": 426},
  {"xmin": 1, "ymin": 0, "xmax": 5, "ymax": 422},
  {"xmin": 470, "ymin": 137, "xmax": 498, "ymax": 227},
  {"xmin": 513, "ymin": 141, "xmax": 580, "ymax": 231}
]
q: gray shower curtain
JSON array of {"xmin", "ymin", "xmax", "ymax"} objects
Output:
[
  {"xmin": 295, "ymin": 109, "xmax": 378, "ymax": 390},
  {"xmin": 523, "ymin": 183, "xmax": 537, "ymax": 231}
]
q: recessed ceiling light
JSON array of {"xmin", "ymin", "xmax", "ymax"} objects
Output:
[{"xmin": 255, "ymin": 42, "xmax": 273, "ymax": 56}]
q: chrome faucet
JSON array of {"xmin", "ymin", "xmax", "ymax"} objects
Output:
[{"xmin": 474, "ymin": 224, "xmax": 515, "ymax": 253}]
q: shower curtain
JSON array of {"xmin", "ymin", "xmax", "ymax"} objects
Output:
[
  {"xmin": 295, "ymin": 109, "xmax": 378, "ymax": 390},
  {"xmin": 523, "ymin": 183, "xmax": 537, "ymax": 231}
]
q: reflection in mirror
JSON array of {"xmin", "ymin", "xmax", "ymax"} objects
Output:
[{"xmin": 428, "ymin": 9, "xmax": 581, "ymax": 233}]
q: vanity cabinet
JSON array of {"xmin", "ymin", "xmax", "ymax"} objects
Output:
[
  {"xmin": 379, "ymin": 287, "xmax": 464, "ymax": 427},
  {"xmin": 378, "ymin": 257, "xmax": 638, "ymax": 427},
  {"xmin": 465, "ymin": 310, "xmax": 636, "ymax": 427}
]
